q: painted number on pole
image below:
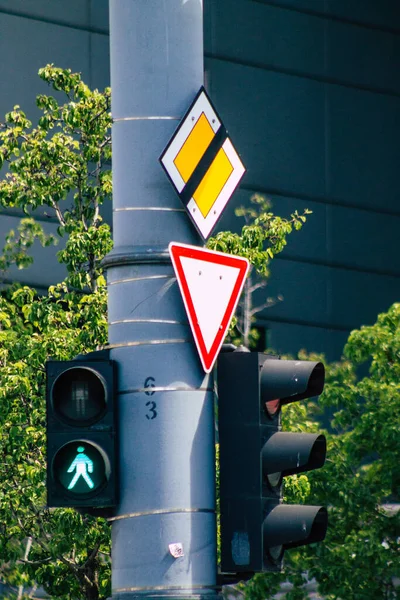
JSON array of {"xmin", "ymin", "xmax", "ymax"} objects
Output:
[
  {"xmin": 145, "ymin": 401, "xmax": 157, "ymax": 420},
  {"xmin": 144, "ymin": 376, "xmax": 156, "ymax": 395}
]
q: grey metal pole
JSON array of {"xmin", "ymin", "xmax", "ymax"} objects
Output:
[{"xmin": 105, "ymin": 2, "xmax": 218, "ymax": 599}]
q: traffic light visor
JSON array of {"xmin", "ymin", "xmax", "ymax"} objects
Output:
[
  {"xmin": 261, "ymin": 360, "xmax": 325, "ymax": 407},
  {"xmin": 263, "ymin": 504, "xmax": 328, "ymax": 551},
  {"xmin": 262, "ymin": 432, "xmax": 326, "ymax": 489}
]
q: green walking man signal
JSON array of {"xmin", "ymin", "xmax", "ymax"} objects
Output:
[
  {"xmin": 46, "ymin": 352, "xmax": 118, "ymax": 508},
  {"xmin": 67, "ymin": 446, "xmax": 94, "ymax": 490}
]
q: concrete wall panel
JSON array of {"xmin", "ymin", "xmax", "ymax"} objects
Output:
[
  {"xmin": 253, "ymin": 0, "xmax": 327, "ymax": 14},
  {"xmin": 204, "ymin": 0, "xmax": 325, "ymax": 77},
  {"xmin": 327, "ymin": 20, "xmax": 400, "ymax": 93},
  {"xmin": 0, "ymin": 0, "xmax": 90, "ymax": 27},
  {"xmin": 326, "ymin": 0, "xmax": 400, "ymax": 30},
  {"xmin": 328, "ymin": 204, "xmax": 400, "ymax": 276},
  {"xmin": 0, "ymin": 14, "xmax": 91, "ymax": 120},
  {"xmin": 263, "ymin": 257, "xmax": 400, "ymax": 331},
  {"xmin": 327, "ymin": 85, "xmax": 400, "ymax": 212},
  {"xmin": 91, "ymin": 32, "xmax": 111, "ymax": 90},
  {"xmin": 207, "ymin": 59, "xmax": 326, "ymax": 198},
  {"xmin": 89, "ymin": 0, "xmax": 109, "ymax": 31},
  {"xmin": 263, "ymin": 320, "xmax": 349, "ymax": 362},
  {"xmin": 254, "ymin": 0, "xmax": 400, "ymax": 30}
]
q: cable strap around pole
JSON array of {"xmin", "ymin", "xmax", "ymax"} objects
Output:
[
  {"xmin": 103, "ymin": 339, "xmax": 191, "ymax": 350},
  {"xmin": 109, "ymin": 319, "xmax": 187, "ymax": 326},
  {"xmin": 108, "ymin": 274, "xmax": 173, "ymax": 286},
  {"xmin": 108, "ymin": 507, "xmax": 215, "ymax": 522},
  {"xmin": 113, "ymin": 115, "xmax": 181, "ymax": 122},
  {"xmin": 114, "ymin": 206, "xmax": 185, "ymax": 212},
  {"xmin": 118, "ymin": 386, "xmax": 213, "ymax": 395},
  {"xmin": 113, "ymin": 584, "xmax": 218, "ymax": 594}
]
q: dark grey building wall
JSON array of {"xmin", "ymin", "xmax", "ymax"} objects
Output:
[
  {"xmin": 206, "ymin": 0, "xmax": 400, "ymax": 359},
  {"xmin": 0, "ymin": 0, "xmax": 400, "ymax": 361}
]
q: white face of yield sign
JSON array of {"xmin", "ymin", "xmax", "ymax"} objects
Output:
[{"xmin": 169, "ymin": 242, "xmax": 249, "ymax": 373}]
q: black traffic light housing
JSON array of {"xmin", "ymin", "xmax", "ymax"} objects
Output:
[
  {"xmin": 218, "ymin": 351, "xmax": 327, "ymax": 573},
  {"xmin": 46, "ymin": 350, "xmax": 118, "ymax": 508}
]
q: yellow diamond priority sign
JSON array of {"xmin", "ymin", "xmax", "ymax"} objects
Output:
[{"xmin": 160, "ymin": 87, "xmax": 245, "ymax": 240}]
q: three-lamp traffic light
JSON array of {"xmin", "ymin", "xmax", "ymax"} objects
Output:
[
  {"xmin": 218, "ymin": 350, "xmax": 328, "ymax": 573},
  {"xmin": 46, "ymin": 351, "xmax": 117, "ymax": 508}
]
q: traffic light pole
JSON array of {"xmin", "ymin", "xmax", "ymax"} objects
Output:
[{"xmin": 105, "ymin": 2, "xmax": 218, "ymax": 599}]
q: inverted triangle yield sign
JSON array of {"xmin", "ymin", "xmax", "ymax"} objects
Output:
[{"xmin": 169, "ymin": 242, "xmax": 249, "ymax": 373}]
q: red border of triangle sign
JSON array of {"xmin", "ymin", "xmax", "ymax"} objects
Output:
[{"xmin": 169, "ymin": 242, "xmax": 250, "ymax": 373}]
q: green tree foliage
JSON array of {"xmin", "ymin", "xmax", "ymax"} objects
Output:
[
  {"xmin": 307, "ymin": 313, "xmax": 400, "ymax": 600},
  {"xmin": 0, "ymin": 65, "xmax": 112, "ymax": 599}
]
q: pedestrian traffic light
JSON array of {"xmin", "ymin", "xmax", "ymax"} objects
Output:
[
  {"xmin": 218, "ymin": 350, "xmax": 328, "ymax": 574},
  {"xmin": 46, "ymin": 351, "xmax": 117, "ymax": 508}
]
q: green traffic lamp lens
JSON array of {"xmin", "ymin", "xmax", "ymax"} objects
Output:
[{"xmin": 53, "ymin": 441, "xmax": 107, "ymax": 495}]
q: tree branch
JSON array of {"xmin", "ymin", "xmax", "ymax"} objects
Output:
[{"xmin": 248, "ymin": 280, "xmax": 267, "ymax": 294}]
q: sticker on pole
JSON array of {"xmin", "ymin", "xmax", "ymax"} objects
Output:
[
  {"xmin": 160, "ymin": 87, "xmax": 246, "ymax": 240},
  {"xmin": 169, "ymin": 242, "xmax": 249, "ymax": 373}
]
